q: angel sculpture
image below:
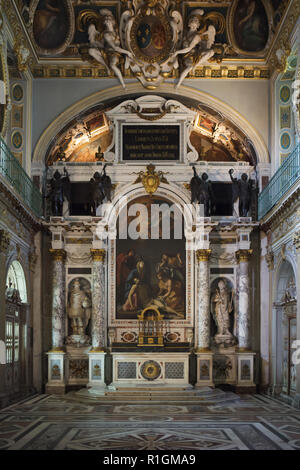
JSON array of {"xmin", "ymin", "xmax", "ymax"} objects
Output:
[
  {"xmin": 88, "ymin": 9, "xmax": 133, "ymax": 89},
  {"xmin": 169, "ymin": 9, "xmax": 216, "ymax": 89}
]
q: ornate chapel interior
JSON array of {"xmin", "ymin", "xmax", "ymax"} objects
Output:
[{"xmin": 0, "ymin": 0, "xmax": 300, "ymax": 448}]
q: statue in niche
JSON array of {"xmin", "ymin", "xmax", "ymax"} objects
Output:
[
  {"xmin": 47, "ymin": 167, "xmax": 71, "ymax": 216},
  {"xmin": 211, "ymin": 278, "xmax": 237, "ymax": 347},
  {"xmin": 5, "ymin": 278, "xmax": 21, "ymax": 303},
  {"xmin": 168, "ymin": 9, "xmax": 216, "ymax": 89},
  {"xmin": 89, "ymin": 164, "xmax": 112, "ymax": 216},
  {"xmin": 229, "ymin": 169, "xmax": 253, "ymax": 217},
  {"xmin": 87, "ymin": 9, "xmax": 133, "ymax": 89},
  {"xmin": 282, "ymin": 276, "xmax": 297, "ymax": 303},
  {"xmin": 66, "ymin": 278, "xmax": 92, "ymax": 345},
  {"xmin": 190, "ymin": 166, "xmax": 214, "ymax": 217}
]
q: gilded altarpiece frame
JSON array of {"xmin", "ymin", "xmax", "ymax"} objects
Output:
[{"xmin": 108, "ymin": 186, "xmax": 194, "ymax": 340}]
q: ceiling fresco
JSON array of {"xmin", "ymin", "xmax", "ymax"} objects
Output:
[
  {"xmin": 7, "ymin": 0, "xmax": 294, "ymax": 81},
  {"xmin": 46, "ymin": 94, "xmax": 256, "ymax": 165}
]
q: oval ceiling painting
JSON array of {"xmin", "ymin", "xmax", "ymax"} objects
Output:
[
  {"xmin": 32, "ymin": 0, "xmax": 74, "ymax": 54},
  {"xmin": 232, "ymin": 0, "xmax": 269, "ymax": 53}
]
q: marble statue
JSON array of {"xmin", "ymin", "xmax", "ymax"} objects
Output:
[
  {"xmin": 67, "ymin": 278, "xmax": 92, "ymax": 343},
  {"xmin": 229, "ymin": 169, "xmax": 253, "ymax": 217},
  {"xmin": 5, "ymin": 278, "xmax": 21, "ymax": 303},
  {"xmin": 88, "ymin": 9, "xmax": 133, "ymax": 89},
  {"xmin": 168, "ymin": 9, "xmax": 216, "ymax": 89},
  {"xmin": 190, "ymin": 166, "xmax": 214, "ymax": 217},
  {"xmin": 211, "ymin": 278, "xmax": 236, "ymax": 346}
]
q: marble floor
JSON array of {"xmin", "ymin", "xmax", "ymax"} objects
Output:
[{"xmin": 0, "ymin": 388, "xmax": 300, "ymax": 450}]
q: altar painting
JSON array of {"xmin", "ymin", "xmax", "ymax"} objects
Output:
[
  {"xmin": 115, "ymin": 196, "xmax": 186, "ymax": 320},
  {"xmin": 116, "ymin": 239, "xmax": 186, "ymax": 320}
]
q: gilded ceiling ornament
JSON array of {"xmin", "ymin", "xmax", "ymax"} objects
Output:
[
  {"xmin": 14, "ymin": 42, "xmax": 30, "ymax": 72},
  {"xmin": 134, "ymin": 164, "xmax": 168, "ymax": 195}
]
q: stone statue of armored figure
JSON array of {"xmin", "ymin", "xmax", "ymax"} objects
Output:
[
  {"xmin": 190, "ymin": 166, "xmax": 215, "ymax": 217},
  {"xmin": 229, "ymin": 169, "xmax": 253, "ymax": 218},
  {"xmin": 89, "ymin": 164, "xmax": 112, "ymax": 216},
  {"xmin": 47, "ymin": 167, "xmax": 71, "ymax": 216},
  {"xmin": 66, "ymin": 278, "xmax": 92, "ymax": 345}
]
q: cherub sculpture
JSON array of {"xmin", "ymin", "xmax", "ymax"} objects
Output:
[
  {"xmin": 88, "ymin": 9, "xmax": 133, "ymax": 89},
  {"xmin": 169, "ymin": 9, "xmax": 216, "ymax": 89}
]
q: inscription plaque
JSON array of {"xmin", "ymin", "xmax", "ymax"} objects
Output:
[{"xmin": 122, "ymin": 125, "xmax": 180, "ymax": 161}]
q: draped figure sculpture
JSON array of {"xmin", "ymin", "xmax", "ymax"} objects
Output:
[{"xmin": 211, "ymin": 278, "xmax": 236, "ymax": 346}]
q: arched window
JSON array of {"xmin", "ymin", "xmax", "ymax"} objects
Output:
[{"xmin": 6, "ymin": 260, "xmax": 27, "ymax": 303}]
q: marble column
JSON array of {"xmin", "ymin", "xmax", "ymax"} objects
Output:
[
  {"xmin": 236, "ymin": 249, "xmax": 252, "ymax": 351},
  {"xmin": 195, "ymin": 249, "xmax": 211, "ymax": 351},
  {"xmin": 0, "ymin": 230, "xmax": 10, "ymax": 403},
  {"xmin": 293, "ymin": 231, "xmax": 300, "ymax": 407},
  {"xmin": 265, "ymin": 249, "xmax": 274, "ymax": 391},
  {"xmin": 49, "ymin": 249, "xmax": 66, "ymax": 351},
  {"xmin": 90, "ymin": 249, "xmax": 106, "ymax": 351}
]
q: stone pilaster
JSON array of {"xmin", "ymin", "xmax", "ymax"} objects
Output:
[
  {"xmin": 195, "ymin": 249, "xmax": 211, "ymax": 352},
  {"xmin": 293, "ymin": 231, "xmax": 300, "ymax": 407},
  {"xmin": 0, "ymin": 230, "xmax": 10, "ymax": 402},
  {"xmin": 90, "ymin": 249, "xmax": 106, "ymax": 351},
  {"xmin": 265, "ymin": 249, "xmax": 274, "ymax": 391},
  {"xmin": 49, "ymin": 249, "xmax": 66, "ymax": 351},
  {"xmin": 236, "ymin": 249, "xmax": 252, "ymax": 351}
]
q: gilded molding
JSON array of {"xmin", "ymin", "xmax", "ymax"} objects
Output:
[
  {"xmin": 90, "ymin": 249, "xmax": 106, "ymax": 262},
  {"xmin": 49, "ymin": 249, "xmax": 67, "ymax": 262},
  {"xmin": 196, "ymin": 249, "xmax": 211, "ymax": 262},
  {"xmin": 89, "ymin": 347, "xmax": 106, "ymax": 353},
  {"xmin": 235, "ymin": 249, "xmax": 252, "ymax": 262},
  {"xmin": 31, "ymin": 65, "xmax": 271, "ymax": 80},
  {"xmin": 267, "ymin": 0, "xmax": 300, "ymax": 72}
]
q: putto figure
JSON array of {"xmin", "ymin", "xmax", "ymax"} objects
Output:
[
  {"xmin": 168, "ymin": 9, "xmax": 216, "ymax": 89},
  {"xmin": 87, "ymin": 9, "xmax": 133, "ymax": 89}
]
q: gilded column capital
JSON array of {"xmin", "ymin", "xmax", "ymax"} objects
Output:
[
  {"xmin": 91, "ymin": 249, "xmax": 106, "ymax": 262},
  {"xmin": 0, "ymin": 229, "xmax": 10, "ymax": 254},
  {"xmin": 235, "ymin": 249, "xmax": 252, "ymax": 263},
  {"xmin": 293, "ymin": 231, "xmax": 300, "ymax": 253},
  {"xmin": 49, "ymin": 249, "xmax": 66, "ymax": 262},
  {"xmin": 196, "ymin": 249, "xmax": 211, "ymax": 262}
]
